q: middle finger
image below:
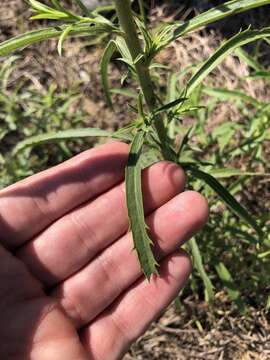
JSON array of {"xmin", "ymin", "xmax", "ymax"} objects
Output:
[
  {"xmin": 52, "ymin": 190, "xmax": 208, "ymax": 329},
  {"xmin": 17, "ymin": 161, "xmax": 186, "ymax": 287}
]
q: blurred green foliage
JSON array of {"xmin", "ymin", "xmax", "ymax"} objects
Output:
[
  {"xmin": 1, "ymin": 48, "xmax": 269, "ymax": 312},
  {"xmin": 0, "ymin": 56, "xmax": 90, "ymax": 188}
]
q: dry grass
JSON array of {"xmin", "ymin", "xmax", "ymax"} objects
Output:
[{"xmin": 125, "ymin": 301, "xmax": 270, "ymax": 360}]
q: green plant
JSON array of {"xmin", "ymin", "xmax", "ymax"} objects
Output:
[
  {"xmin": 0, "ymin": 0, "xmax": 269, "ymax": 290},
  {"xmin": 0, "ymin": 56, "xmax": 91, "ymax": 187}
]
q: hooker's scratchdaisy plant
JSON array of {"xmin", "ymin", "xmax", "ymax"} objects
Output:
[{"xmin": 0, "ymin": 0, "xmax": 269, "ymax": 281}]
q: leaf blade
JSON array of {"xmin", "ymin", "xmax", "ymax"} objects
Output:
[
  {"xmin": 12, "ymin": 127, "xmax": 132, "ymax": 155},
  {"xmin": 190, "ymin": 237, "xmax": 215, "ymax": 302},
  {"xmin": 126, "ymin": 130, "xmax": 158, "ymax": 279},
  {"xmin": 215, "ymin": 262, "xmax": 245, "ymax": 313},
  {"xmin": 208, "ymin": 168, "xmax": 270, "ymax": 179},
  {"xmin": 203, "ymin": 87, "xmax": 262, "ymax": 107},
  {"xmin": 101, "ymin": 40, "xmax": 117, "ymax": 108},
  {"xmin": 0, "ymin": 23, "xmax": 111, "ymax": 56},
  {"xmin": 186, "ymin": 27, "xmax": 270, "ymax": 97},
  {"xmin": 57, "ymin": 24, "xmax": 73, "ymax": 56},
  {"xmin": 171, "ymin": 0, "xmax": 270, "ymax": 44},
  {"xmin": 185, "ymin": 165, "xmax": 263, "ymax": 238}
]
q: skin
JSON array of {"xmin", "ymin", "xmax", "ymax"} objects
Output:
[{"xmin": 0, "ymin": 142, "xmax": 208, "ymax": 360}]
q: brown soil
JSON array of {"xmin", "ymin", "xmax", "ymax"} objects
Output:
[{"xmin": 125, "ymin": 301, "xmax": 270, "ymax": 360}]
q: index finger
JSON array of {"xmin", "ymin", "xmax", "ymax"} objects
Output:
[{"xmin": 0, "ymin": 142, "xmax": 128, "ymax": 250}]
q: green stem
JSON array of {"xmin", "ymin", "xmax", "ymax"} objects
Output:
[
  {"xmin": 138, "ymin": 0, "xmax": 147, "ymax": 27},
  {"xmin": 114, "ymin": 0, "xmax": 173, "ymax": 160}
]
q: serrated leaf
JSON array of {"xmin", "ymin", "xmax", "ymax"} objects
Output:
[
  {"xmin": 12, "ymin": 127, "xmax": 132, "ymax": 155},
  {"xmin": 125, "ymin": 130, "xmax": 158, "ymax": 279},
  {"xmin": 101, "ymin": 40, "xmax": 117, "ymax": 108},
  {"xmin": 185, "ymin": 165, "xmax": 263, "ymax": 238}
]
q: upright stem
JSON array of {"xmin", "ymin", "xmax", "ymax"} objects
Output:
[
  {"xmin": 114, "ymin": 0, "xmax": 173, "ymax": 160},
  {"xmin": 138, "ymin": 0, "xmax": 147, "ymax": 27}
]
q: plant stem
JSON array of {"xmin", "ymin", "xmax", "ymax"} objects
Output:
[
  {"xmin": 114, "ymin": 0, "xmax": 173, "ymax": 160},
  {"xmin": 138, "ymin": 0, "xmax": 147, "ymax": 27}
]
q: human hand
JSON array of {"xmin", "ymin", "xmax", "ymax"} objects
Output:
[{"xmin": 0, "ymin": 142, "xmax": 208, "ymax": 360}]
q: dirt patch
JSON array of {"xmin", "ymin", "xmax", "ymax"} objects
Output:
[{"xmin": 125, "ymin": 301, "xmax": 270, "ymax": 360}]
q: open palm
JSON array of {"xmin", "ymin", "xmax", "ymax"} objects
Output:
[{"xmin": 0, "ymin": 142, "xmax": 208, "ymax": 360}]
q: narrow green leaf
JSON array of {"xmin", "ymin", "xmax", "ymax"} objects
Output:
[
  {"xmin": 224, "ymin": 225, "xmax": 258, "ymax": 245},
  {"xmin": 203, "ymin": 87, "xmax": 262, "ymax": 107},
  {"xmin": 110, "ymin": 88, "xmax": 138, "ymax": 99},
  {"xmin": 245, "ymin": 71, "xmax": 270, "ymax": 79},
  {"xmin": 215, "ymin": 262, "xmax": 245, "ymax": 313},
  {"xmin": 215, "ymin": 262, "xmax": 240, "ymax": 301},
  {"xmin": 169, "ymin": 0, "xmax": 270, "ymax": 44},
  {"xmin": 29, "ymin": 0, "xmax": 55, "ymax": 13},
  {"xmin": 29, "ymin": 0, "xmax": 80, "ymax": 21},
  {"xmin": 186, "ymin": 27, "xmax": 270, "ymax": 97},
  {"xmin": 212, "ymin": 122, "xmax": 240, "ymax": 153},
  {"xmin": 234, "ymin": 47, "xmax": 264, "ymax": 72},
  {"xmin": 73, "ymin": 0, "xmax": 91, "ymax": 16},
  {"xmin": 190, "ymin": 237, "xmax": 215, "ymax": 302},
  {"xmin": 258, "ymin": 249, "xmax": 270, "ymax": 259},
  {"xmin": 138, "ymin": 0, "xmax": 146, "ymax": 25},
  {"xmin": 137, "ymin": 92, "xmax": 145, "ymax": 121},
  {"xmin": 50, "ymin": 0, "xmax": 65, "ymax": 11},
  {"xmin": 30, "ymin": 12, "xmax": 73, "ymax": 20},
  {"xmin": 92, "ymin": 4, "xmax": 115, "ymax": 14},
  {"xmin": 12, "ymin": 127, "xmax": 132, "ymax": 155},
  {"xmin": 114, "ymin": 36, "xmax": 132, "ymax": 60},
  {"xmin": 208, "ymin": 168, "xmax": 270, "ymax": 179},
  {"xmin": 126, "ymin": 130, "xmax": 158, "ymax": 279},
  {"xmin": 101, "ymin": 40, "xmax": 117, "ymax": 108},
  {"xmin": 154, "ymin": 97, "xmax": 187, "ymax": 114},
  {"xmin": 177, "ymin": 126, "xmax": 194, "ymax": 156},
  {"xmin": 0, "ymin": 24, "xmax": 104, "ymax": 56},
  {"xmin": 185, "ymin": 165, "xmax": 263, "ymax": 238},
  {"xmin": 266, "ymin": 295, "xmax": 270, "ymax": 312},
  {"xmin": 58, "ymin": 25, "xmax": 73, "ymax": 56}
]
